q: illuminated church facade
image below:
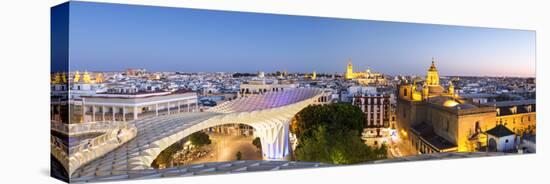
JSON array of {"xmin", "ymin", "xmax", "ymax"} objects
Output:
[
  {"xmin": 344, "ymin": 59, "xmax": 386, "ymax": 85},
  {"xmin": 396, "ymin": 58, "xmax": 535, "ymax": 153}
]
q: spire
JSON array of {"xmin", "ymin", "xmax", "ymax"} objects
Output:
[
  {"xmin": 426, "ymin": 58, "xmax": 440, "ymax": 86},
  {"xmin": 62, "ymin": 72, "xmax": 67, "ymax": 84},
  {"xmin": 429, "ymin": 57, "xmax": 437, "ymax": 71},
  {"xmin": 74, "ymin": 71, "xmax": 81, "ymax": 83},
  {"xmin": 82, "ymin": 71, "xmax": 92, "ymax": 84},
  {"xmin": 52, "ymin": 73, "xmax": 62, "ymax": 84}
]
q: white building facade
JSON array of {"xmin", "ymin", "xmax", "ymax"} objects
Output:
[{"xmin": 80, "ymin": 90, "xmax": 198, "ymax": 122}]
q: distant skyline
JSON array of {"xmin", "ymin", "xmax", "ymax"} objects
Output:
[{"xmin": 64, "ymin": 1, "xmax": 536, "ymax": 77}]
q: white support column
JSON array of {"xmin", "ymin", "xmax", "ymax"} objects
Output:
[
  {"xmin": 155, "ymin": 104, "xmax": 159, "ymax": 116},
  {"xmin": 112, "ymin": 106, "xmax": 115, "ymax": 122},
  {"xmin": 256, "ymin": 119, "xmax": 291, "ymax": 160},
  {"xmin": 81, "ymin": 99, "xmax": 86, "ymax": 123},
  {"xmin": 187, "ymin": 102, "xmax": 190, "ymax": 112},
  {"xmin": 122, "ymin": 107, "xmax": 126, "ymax": 122},
  {"xmin": 195, "ymin": 100, "xmax": 198, "ymax": 112},
  {"xmin": 167, "ymin": 102, "xmax": 171, "ymax": 115},
  {"xmin": 91, "ymin": 105, "xmax": 96, "ymax": 122},
  {"xmin": 102, "ymin": 106, "xmax": 105, "ymax": 121},
  {"xmin": 178, "ymin": 101, "xmax": 181, "ymax": 113},
  {"xmin": 133, "ymin": 106, "xmax": 138, "ymax": 120}
]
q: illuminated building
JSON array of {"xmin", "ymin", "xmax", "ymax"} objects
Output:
[
  {"xmin": 346, "ymin": 85, "xmax": 397, "ymax": 146},
  {"xmin": 148, "ymin": 73, "xmax": 161, "ymax": 80},
  {"xmin": 397, "ymin": 59, "xmax": 505, "ymax": 153},
  {"xmin": 398, "ymin": 59, "xmax": 457, "ymax": 102},
  {"xmin": 126, "ymin": 68, "xmax": 146, "ymax": 76},
  {"xmin": 95, "ymin": 73, "xmax": 104, "ymax": 83},
  {"xmin": 69, "ymin": 71, "xmax": 107, "ymax": 99},
  {"xmin": 352, "ymin": 93, "xmax": 394, "ymax": 146},
  {"xmin": 344, "ymin": 59, "xmax": 386, "ymax": 85},
  {"xmin": 68, "ymin": 71, "xmax": 108, "ymax": 123},
  {"xmin": 488, "ymin": 100, "xmax": 536, "ymax": 135}
]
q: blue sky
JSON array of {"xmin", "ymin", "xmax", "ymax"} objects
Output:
[{"xmin": 65, "ymin": 1, "xmax": 536, "ymax": 77}]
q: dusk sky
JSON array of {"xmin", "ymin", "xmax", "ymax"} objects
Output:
[{"xmin": 66, "ymin": 1, "xmax": 536, "ymax": 77}]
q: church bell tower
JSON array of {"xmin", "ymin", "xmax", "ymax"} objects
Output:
[
  {"xmin": 426, "ymin": 58, "xmax": 440, "ymax": 86},
  {"xmin": 345, "ymin": 59, "xmax": 354, "ymax": 79}
]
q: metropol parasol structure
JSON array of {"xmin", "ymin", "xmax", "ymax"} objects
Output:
[{"xmin": 55, "ymin": 88, "xmax": 329, "ymax": 180}]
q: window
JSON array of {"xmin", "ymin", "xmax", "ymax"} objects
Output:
[{"xmin": 403, "ymin": 89, "xmax": 408, "ymax": 97}]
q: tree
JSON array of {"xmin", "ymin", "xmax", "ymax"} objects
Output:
[
  {"xmin": 252, "ymin": 137, "xmax": 262, "ymax": 150},
  {"xmin": 236, "ymin": 151, "xmax": 242, "ymax": 160},
  {"xmin": 293, "ymin": 103, "xmax": 387, "ymax": 164},
  {"xmin": 291, "ymin": 103, "xmax": 365, "ymax": 139},
  {"xmin": 294, "ymin": 125, "xmax": 331, "ymax": 163},
  {"xmin": 189, "ymin": 132, "xmax": 212, "ymax": 147}
]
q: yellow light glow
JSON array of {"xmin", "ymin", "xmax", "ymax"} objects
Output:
[{"xmin": 443, "ymin": 100, "xmax": 459, "ymax": 107}]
